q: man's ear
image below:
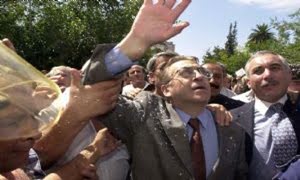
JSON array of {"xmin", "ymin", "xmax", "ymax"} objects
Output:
[
  {"xmin": 161, "ymin": 84, "xmax": 171, "ymax": 98},
  {"xmin": 147, "ymin": 72, "xmax": 155, "ymax": 84},
  {"xmin": 246, "ymin": 77, "xmax": 251, "ymax": 89}
]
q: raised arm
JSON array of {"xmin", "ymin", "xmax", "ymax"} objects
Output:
[
  {"xmin": 83, "ymin": 0, "xmax": 191, "ymax": 85},
  {"xmin": 117, "ymin": 0, "xmax": 191, "ymax": 60}
]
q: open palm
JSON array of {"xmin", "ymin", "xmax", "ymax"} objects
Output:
[{"xmin": 132, "ymin": 0, "xmax": 191, "ymax": 46}]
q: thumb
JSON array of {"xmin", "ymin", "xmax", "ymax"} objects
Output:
[
  {"xmin": 166, "ymin": 21, "xmax": 189, "ymax": 38},
  {"xmin": 70, "ymin": 69, "xmax": 82, "ymax": 88}
]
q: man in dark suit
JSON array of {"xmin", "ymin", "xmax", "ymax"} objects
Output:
[
  {"xmin": 86, "ymin": 55, "xmax": 248, "ymax": 180},
  {"xmin": 82, "ymin": 1, "xmax": 248, "ymax": 179},
  {"xmin": 202, "ymin": 63, "xmax": 244, "ymax": 110},
  {"xmin": 231, "ymin": 51, "xmax": 300, "ymax": 180}
]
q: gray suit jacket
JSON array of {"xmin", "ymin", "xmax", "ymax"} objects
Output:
[
  {"xmin": 84, "ymin": 44, "xmax": 248, "ymax": 180},
  {"xmin": 231, "ymin": 97, "xmax": 300, "ymax": 179}
]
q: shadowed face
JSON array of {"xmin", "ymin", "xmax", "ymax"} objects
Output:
[
  {"xmin": 127, "ymin": 65, "xmax": 145, "ymax": 84},
  {"xmin": 0, "ymin": 101, "xmax": 41, "ymax": 173},
  {"xmin": 202, "ymin": 63, "xmax": 223, "ymax": 98}
]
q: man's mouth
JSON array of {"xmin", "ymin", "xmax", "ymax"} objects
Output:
[
  {"xmin": 261, "ymin": 80, "xmax": 278, "ymax": 88},
  {"xmin": 192, "ymin": 85, "xmax": 206, "ymax": 90},
  {"xmin": 210, "ymin": 83, "xmax": 220, "ymax": 89}
]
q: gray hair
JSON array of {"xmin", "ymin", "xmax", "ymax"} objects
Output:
[
  {"xmin": 46, "ymin": 66, "xmax": 72, "ymax": 78},
  {"xmin": 245, "ymin": 50, "xmax": 290, "ymax": 77},
  {"xmin": 146, "ymin": 51, "xmax": 179, "ymax": 72}
]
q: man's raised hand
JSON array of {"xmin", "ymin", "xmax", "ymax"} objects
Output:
[{"xmin": 118, "ymin": 0, "xmax": 191, "ymax": 60}]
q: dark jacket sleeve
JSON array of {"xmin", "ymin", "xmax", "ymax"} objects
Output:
[{"xmin": 82, "ymin": 43, "xmax": 116, "ymax": 85}]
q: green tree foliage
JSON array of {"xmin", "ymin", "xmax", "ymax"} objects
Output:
[
  {"xmin": 203, "ymin": 46, "xmax": 249, "ymax": 75},
  {"xmin": 271, "ymin": 9, "xmax": 300, "ymax": 64},
  {"xmin": 246, "ymin": 23, "xmax": 277, "ymax": 54},
  {"xmin": 0, "ymin": 0, "xmax": 142, "ymax": 70},
  {"xmin": 247, "ymin": 23, "xmax": 275, "ymax": 44},
  {"xmin": 225, "ymin": 21, "xmax": 238, "ymax": 57}
]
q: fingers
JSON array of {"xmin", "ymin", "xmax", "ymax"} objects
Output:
[
  {"xmin": 172, "ymin": 0, "xmax": 191, "ymax": 20},
  {"xmin": 81, "ymin": 164, "xmax": 98, "ymax": 180},
  {"xmin": 225, "ymin": 111, "xmax": 233, "ymax": 126},
  {"xmin": 93, "ymin": 128, "xmax": 119, "ymax": 156},
  {"xmin": 165, "ymin": 21, "xmax": 189, "ymax": 39},
  {"xmin": 32, "ymin": 86, "xmax": 57, "ymax": 98},
  {"xmin": 207, "ymin": 104, "xmax": 231, "ymax": 127},
  {"xmin": 70, "ymin": 69, "xmax": 82, "ymax": 88},
  {"xmin": 157, "ymin": 0, "xmax": 165, "ymax": 5},
  {"xmin": 144, "ymin": 0, "xmax": 153, "ymax": 5},
  {"xmin": 165, "ymin": 0, "xmax": 176, "ymax": 9}
]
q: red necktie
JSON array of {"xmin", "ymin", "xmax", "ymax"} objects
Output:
[{"xmin": 189, "ymin": 118, "xmax": 206, "ymax": 180}]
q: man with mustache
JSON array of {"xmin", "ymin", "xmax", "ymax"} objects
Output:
[
  {"xmin": 202, "ymin": 63, "xmax": 244, "ymax": 110},
  {"xmin": 231, "ymin": 51, "xmax": 300, "ymax": 180}
]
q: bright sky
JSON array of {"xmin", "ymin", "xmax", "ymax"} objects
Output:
[{"xmin": 170, "ymin": 0, "xmax": 300, "ymax": 61}]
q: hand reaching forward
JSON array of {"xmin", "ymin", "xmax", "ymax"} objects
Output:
[
  {"xmin": 64, "ymin": 69, "xmax": 122, "ymax": 121},
  {"xmin": 118, "ymin": 0, "xmax": 191, "ymax": 60}
]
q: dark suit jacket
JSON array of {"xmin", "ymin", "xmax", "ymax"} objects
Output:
[
  {"xmin": 231, "ymin": 96, "xmax": 300, "ymax": 178},
  {"xmin": 83, "ymin": 44, "xmax": 248, "ymax": 180},
  {"xmin": 209, "ymin": 94, "xmax": 245, "ymax": 110}
]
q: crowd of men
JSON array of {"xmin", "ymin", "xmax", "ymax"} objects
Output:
[{"xmin": 0, "ymin": 0, "xmax": 300, "ymax": 179}]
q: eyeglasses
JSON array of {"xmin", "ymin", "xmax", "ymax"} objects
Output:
[{"xmin": 174, "ymin": 66, "xmax": 212, "ymax": 79}]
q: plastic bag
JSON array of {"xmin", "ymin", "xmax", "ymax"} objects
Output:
[{"xmin": 0, "ymin": 43, "xmax": 62, "ymax": 140}]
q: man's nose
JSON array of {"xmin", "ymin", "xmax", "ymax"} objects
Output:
[
  {"xmin": 263, "ymin": 68, "xmax": 272, "ymax": 78},
  {"xmin": 193, "ymin": 70, "xmax": 205, "ymax": 80}
]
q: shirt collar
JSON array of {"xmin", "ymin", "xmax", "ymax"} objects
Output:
[
  {"xmin": 254, "ymin": 94, "xmax": 288, "ymax": 115},
  {"xmin": 175, "ymin": 107, "xmax": 210, "ymax": 129}
]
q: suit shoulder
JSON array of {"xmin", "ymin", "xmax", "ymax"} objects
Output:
[
  {"xmin": 134, "ymin": 91, "xmax": 165, "ymax": 107},
  {"xmin": 217, "ymin": 121, "xmax": 245, "ymax": 134},
  {"xmin": 230, "ymin": 101, "xmax": 254, "ymax": 115}
]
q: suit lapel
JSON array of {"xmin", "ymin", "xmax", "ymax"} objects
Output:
[
  {"xmin": 207, "ymin": 121, "xmax": 222, "ymax": 179},
  {"xmin": 160, "ymin": 102, "xmax": 193, "ymax": 175},
  {"xmin": 232, "ymin": 101, "xmax": 255, "ymax": 139}
]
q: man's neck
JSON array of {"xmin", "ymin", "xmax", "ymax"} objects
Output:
[{"xmin": 132, "ymin": 81, "xmax": 145, "ymax": 89}]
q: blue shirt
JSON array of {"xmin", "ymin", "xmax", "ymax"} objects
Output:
[
  {"xmin": 25, "ymin": 149, "xmax": 46, "ymax": 179},
  {"xmin": 104, "ymin": 47, "xmax": 134, "ymax": 75},
  {"xmin": 175, "ymin": 108, "xmax": 219, "ymax": 177}
]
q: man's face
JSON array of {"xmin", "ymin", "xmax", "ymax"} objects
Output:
[
  {"xmin": 163, "ymin": 60, "xmax": 211, "ymax": 106},
  {"xmin": 127, "ymin": 65, "xmax": 145, "ymax": 83},
  {"xmin": 202, "ymin": 64, "xmax": 223, "ymax": 98},
  {"xmin": 148, "ymin": 56, "xmax": 171, "ymax": 85},
  {"xmin": 0, "ymin": 138, "xmax": 37, "ymax": 172},
  {"xmin": 0, "ymin": 102, "xmax": 41, "ymax": 172},
  {"xmin": 247, "ymin": 54, "xmax": 291, "ymax": 102}
]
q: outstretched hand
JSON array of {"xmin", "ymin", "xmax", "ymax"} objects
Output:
[
  {"xmin": 118, "ymin": 0, "xmax": 191, "ymax": 60},
  {"xmin": 64, "ymin": 69, "xmax": 122, "ymax": 121}
]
